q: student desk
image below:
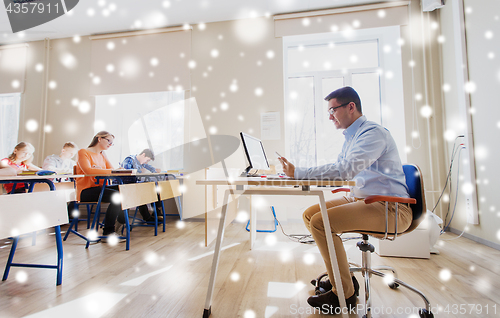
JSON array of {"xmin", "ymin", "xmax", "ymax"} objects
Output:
[
  {"xmin": 0, "ymin": 175, "xmax": 82, "ymax": 286},
  {"xmin": 196, "ymin": 177, "xmax": 355, "ymax": 318}
]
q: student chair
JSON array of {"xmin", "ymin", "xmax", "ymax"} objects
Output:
[{"xmin": 314, "ymin": 164, "xmax": 433, "ymax": 318}]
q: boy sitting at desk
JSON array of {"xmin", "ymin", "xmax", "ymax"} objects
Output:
[
  {"xmin": 43, "ymin": 142, "xmax": 79, "ymax": 219},
  {"xmin": 120, "ymin": 148, "xmax": 163, "ymax": 222},
  {"xmin": 42, "ymin": 142, "xmax": 78, "ymax": 174}
]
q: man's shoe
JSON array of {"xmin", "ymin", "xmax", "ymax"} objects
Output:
[
  {"xmin": 315, "ymin": 275, "xmax": 360, "ymax": 296},
  {"xmin": 307, "ymin": 290, "xmax": 357, "ymax": 313}
]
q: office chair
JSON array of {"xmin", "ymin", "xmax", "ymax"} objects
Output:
[{"xmin": 312, "ymin": 164, "xmax": 434, "ymax": 318}]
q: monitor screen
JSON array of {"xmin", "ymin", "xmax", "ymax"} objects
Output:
[{"xmin": 240, "ymin": 132, "xmax": 270, "ymax": 171}]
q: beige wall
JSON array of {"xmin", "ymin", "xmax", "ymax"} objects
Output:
[{"xmin": 12, "ymin": 7, "xmax": 450, "ymax": 229}]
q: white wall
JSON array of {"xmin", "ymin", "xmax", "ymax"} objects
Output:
[{"xmin": 440, "ymin": 0, "xmax": 500, "ymax": 244}]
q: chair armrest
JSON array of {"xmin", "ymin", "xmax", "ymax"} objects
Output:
[
  {"xmin": 331, "ymin": 188, "xmax": 351, "ymax": 194},
  {"xmin": 364, "ymin": 195, "xmax": 416, "ymax": 205}
]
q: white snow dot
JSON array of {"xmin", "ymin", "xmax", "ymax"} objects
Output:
[
  {"xmin": 439, "ymin": 269, "xmax": 452, "ymax": 281},
  {"xmin": 15, "ymin": 271, "xmax": 28, "ymax": 283},
  {"xmin": 229, "ymin": 83, "xmax": 238, "ymax": 92},
  {"xmin": 150, "ymin": 57, "xmax": 159, "ymax": 66},
  {"xmin": 485, "ymin": 31, "xmax": 494, "ymax": 39},
  {"xmin": 198, "ymin": 23, "xmax": 206, "ymax": 30},
  {"xmin": 209, "ymin": 126, "xmax": 217, "ymax": 134},
  {"xmin": 415, "ymin": 93, "xmax": 423, "ymax": 101},
  {"xmin": 230, "ymin": 272, "xmax": 240, "ymax": 282},
  {"xmin": 378, "ymin": 10, "xmax": 386, "ymax": 18},
  {"xmin": 49, "ymin": 81, "xmax": 57, "ymax": 89},
  {"xmin": 92, "ymin": 76, "xmax": 101, "ymax": 85},
  {"xmin": 73, "ymin": 35, "xmax": 81, "ymax": 43},
  {"xmin": 87, "ymin": 8, "xmax": 95, "ymax": 17},
  {"xmin": 444, "ymin": 130, "xmax": 456, "ymax": 141},
  {"xmin": 254, "ymin": 87, "xmax": 263, "ymax": 96},
  {"xmin": 442, "ymin": 83, "xmax": 451, "ymax": 92},
  {"xmin": 78, "ymin": 101, "xmax": 91, "ymax": 113},
  {"xmin": 188, "ymin": 60, "xmax": 196, "ymax": 69},
  {"xmin": 488, "ymin": 52, "xmax": 495, "ymax": 59},
  {"xmin": 71, "ymin": 98, "xmax": 79, "ymax": 106},
  {"xmin": 265, "ymin": 235, "xmax": 277, "ymax": 246},
  {"xmin": 352, "ymin": 20, "xmax": 361, "ymax": 28},
  {"xmin": 437, "ymin": 35, "xmax": 445, "ymax": 43},
  {"xmin": 462, "ymin": 182, "xmax": 474, "ymax": 195},
  {"xmin": 176, "ymin": 221, "xmax": 185, "ymax": 229},
  {"xmin": 266, "ymin": 50, "xmax": 275, "ymax": 59},
  {"xmin": 412, "ymin": 131, "xmax": 419, "ymax": 138},
  {"xmin": 44, "ymin": 125, "xmax": 52, "ymax": 133},
  {"xmin": 35, "ymin": 63, "xmax": 44, "ymax": 72},
  {"xmin": 210, "ymin": 49, "xmax": 219, "ymax": 58},
  {"xmin": 107, "ymin": 42, "xmax": 115, "ymax": 50},
  {"xmin": 302, "ymin": 18, "xmax": 310, "ymax": 26},
  {"xmin": 303, "ymin": 253, "xmax": 315, "ymax": 265},
  {"xmin": 106, "ymin": 64, "xmax": 115, "ymax": 72},
  {"xmin": 111, "ymin": 193, "xmax": 121, "ymax": 204},
  {"xmin": 243, "ymin": 310, "xmax": 256, "ymax": 318},
  {"xmin": 11, "ymin": 80, "xmax": 20, "ymax": 88},
  {"xmin": 26, "ymin": 119, "xmax": 38, "ymax": 132},
  {"xmin": 420, "ymin": 105, "xmax": 433, "ymax": 118},
  {"xmin": 106, "ymin": 234, "xmax": 119, "ymax": 246},
  {"xmin": 220, "ymin": 102, "xmax": 229, "ymax": 111},
  {"xmin": 108, "ymin": 97, "xmax": 116, "ymax": 106},
  {"xmin": 238, "ymin": 115, "xmax": 244, "ymax": 121},
  {"xmin": 464, "ymin": 81, "xmax": 476, "ymax": 93}
]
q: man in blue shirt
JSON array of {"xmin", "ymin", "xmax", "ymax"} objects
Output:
[
  {"xmin": 279, "ymin": 86, "xmax": 412, "ymax": 312},
  {"xmin": 121, "ymin": 149, "xmax": 162, "ymax": 222}
]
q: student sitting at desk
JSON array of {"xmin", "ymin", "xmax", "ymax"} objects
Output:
[
  {"xmin": 1, "ymin": 142, "xmax": 42, "ymax": 193},
  {"xmin": 43, "ymin": 141, "xmax": 79, "ymax": 219},
  {"xmin": 120, "ymin": 148, "xmax": 163, "ymax": 222},
  {"xmin": 279, "ymin": 86, "xmax": 411, "ymax": 312},
  {"xmin": 75, "ymin": 131, "xmax": 125, "ymax": 241},
  {"xmin": 42, "ymin": 141, "xmax": 78, "ymax": 174}
]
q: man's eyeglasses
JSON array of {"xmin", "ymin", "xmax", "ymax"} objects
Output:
[
  {"xmin": 328, "ymin": 102, "xmax": 351, "ymax": 115},
  {"xmin": 102, "ymin": 137, "xmax": 114, "ymax": 146}
]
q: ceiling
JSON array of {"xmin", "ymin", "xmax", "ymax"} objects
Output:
[{"xmin": 0, "ymin": 0, "xmax": 399, "ymax": 45}]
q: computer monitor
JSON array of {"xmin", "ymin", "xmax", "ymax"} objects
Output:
[{"xmin": 240, "ymin": 132, "xmax": 270, "ymax": 174}]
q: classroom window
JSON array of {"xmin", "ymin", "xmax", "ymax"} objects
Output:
[
  {"xmin": 283, "ymin": 26, "xmax": 406, "ymax": 167},
  {"xmin": 95, "ymin": 91, "xmax": 186, "ymax": 170},
  {"xmin": 0, "ymin": 93, "xmax": 21, "ymax": 158}
]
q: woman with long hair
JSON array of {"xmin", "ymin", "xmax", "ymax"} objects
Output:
[{"xmin": 75, "ymin": 131, "xmax": 125, "ymax": 241}]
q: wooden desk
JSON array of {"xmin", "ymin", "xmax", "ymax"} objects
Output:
[{"xmin": 197, "ymin": 177, "xmax": 355, "ymax": 318}]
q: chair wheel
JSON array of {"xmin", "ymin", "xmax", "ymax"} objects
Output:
[
  {"xmin": 419, "ymin": 308, "xmax": 434, "ymax": 318},
  {"xmin": 389, "ymin": 282, "xmax": 399, "ymax": 289},
  {"xmin": 310, "ymin": 279, "xmax": 317, "ymax": 286}
]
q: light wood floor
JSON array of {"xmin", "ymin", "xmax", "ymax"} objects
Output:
[{"xmin": 0, "ymin": 217, "xmax": 499, "ymax": 318}]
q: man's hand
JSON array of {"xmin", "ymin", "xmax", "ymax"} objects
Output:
[{"xmin": 278, "ymin": 157, "xmax": 295, "ymax": 178}]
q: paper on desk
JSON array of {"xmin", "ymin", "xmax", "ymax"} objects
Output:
[{"xmin": 261, "ymin": 112, "xmax": 280, "ymax": 140}]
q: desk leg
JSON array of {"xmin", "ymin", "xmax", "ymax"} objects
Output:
[
  {"xmin": 55, "ymin": 225, "xmax": 63, "ymax": 286},
  {"xmin": 2, "ymin": 236, "xmax": 19, "ymax": 281},
  {"xmin": 318, "ymin": 192, "xmax": 348, "ymax": 318},
  {"xmin": 249, "ymin": 196, "xmax": 256, "ymax": 250},
  {"xmin": 203, "ymin": 189, "xmax": 230, "ymax": 318}
]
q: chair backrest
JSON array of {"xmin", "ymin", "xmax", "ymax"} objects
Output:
[{"xmin": 403, "ymin": 164, "xmax": 426, "ymax": 233}]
